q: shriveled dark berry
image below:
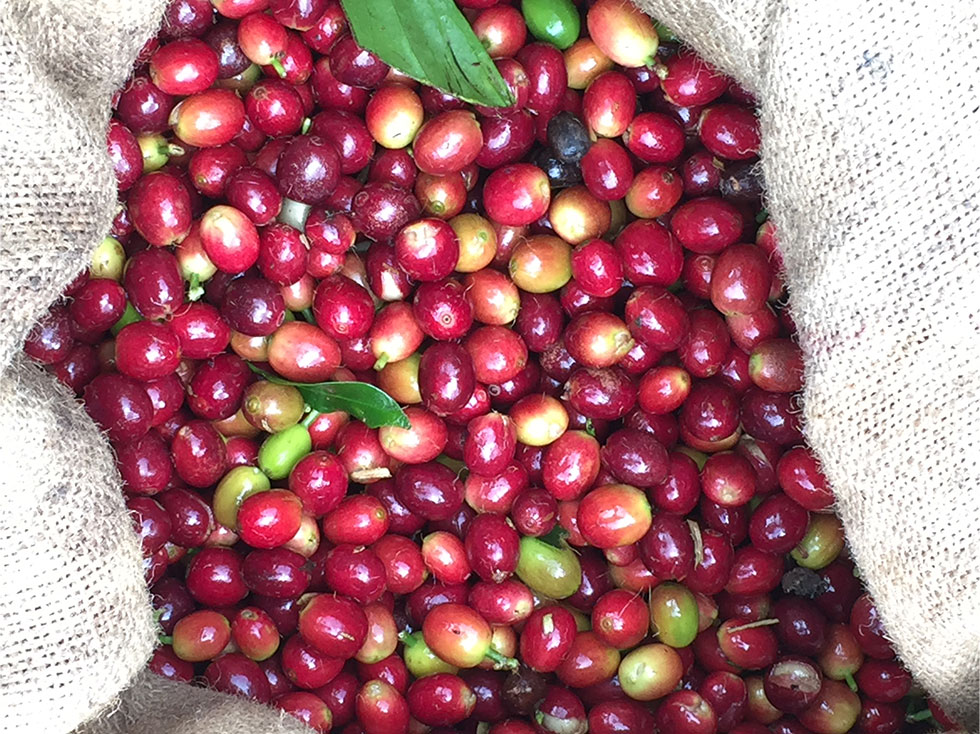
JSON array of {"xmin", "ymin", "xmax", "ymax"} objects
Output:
[{"xmin": 547, "ymin": 112, "xmax": 592, "ymax": 163}]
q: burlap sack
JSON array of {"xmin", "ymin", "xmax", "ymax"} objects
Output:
[
  {"xmin": 634, "ymin": 1, "xmax": 980, "ymax": 729},
  {"xmin": 0, "ymin": 0, "xmax": 976, "ymax": 733},
  {"xmin": 0, "ymin": 2, "xmax": 319, "ymax": 733},
  {"xmin": 74, "ymin": 671, "xmax": 315, "ymax": 734}
]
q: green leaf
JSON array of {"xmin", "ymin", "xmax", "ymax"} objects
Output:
[
  {"xmin": 538, "ymin": 525, "xmax": 570, "ymax": 550},
  {"xmin": 249, "ymin": 365, "xmax": 410, "ymax": 429},
  {"xmin": 339, "ymin": 0, "xmax": 515, "ymax": 108}
]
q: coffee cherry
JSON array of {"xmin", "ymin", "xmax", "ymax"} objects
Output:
[{"xmin": 172, "ymin": 610, "xmax": 232, "ymax": 662}]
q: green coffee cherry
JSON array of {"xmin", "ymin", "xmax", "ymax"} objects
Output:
[
  {"xmin": 258, "ymin": 424, "xmax": 312, "ymax": 480},
  {"xmin": 654, "ymin": 21, "xmax": 680, "ymax": 43},
  {"xmin": 515, "ymin": 535, "xmax": 582, "ymax": 600},
  {"xmin": 110, "ymin": 301, "xmax": 142, "ymax": 336},
  {"xmin": 522, "ymin": 0, "xmax": 580, "ymax": 50},
  {"xmin": 213, "ymin": 465, "xmax": 271, "ymax": 529},
  {"xmin": 618, "ymin": 643, "xmax": 684, "ymax": 701},
  {"xmin": 215, "ymin": 63, "xmax": 262, "ymax": 92},
  {"xmin": 90, "ymin": 236, "xmax": 126, "ymax": 281},
  {"xmin": 242, "ymin": 381, "xmax": 306, "ymax": 434},
  {"xmin": 649, "ymin": 581, "xmax": 699, "ymax": 648},
  {"xmin": 137, "ymin": 133, "xmax": 182, "ymax": 172},
  {"xmin": 676, "ymin": 445, "xmax": 708, "ymax": 470},
  {"xmin": 400, "ymin": 631, "xmax": 459, "ymax": 678},
  {"xmin": 791, "ymin": 514, "xmax": 845, "ymax": 569}
]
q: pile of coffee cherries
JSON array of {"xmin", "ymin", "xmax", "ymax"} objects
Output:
[{"xmin": 23, "ymin": 0, "xmax": 956, "ymax": 732}]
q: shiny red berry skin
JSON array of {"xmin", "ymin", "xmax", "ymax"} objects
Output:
[
  {"xmin": 107, "ymin": 120, "xmax": 142, "ymax": 191},
  {"xmin": 699, "ymin": 104, "xmax": 761, "ymax": 161},
  {"xmin": 408, "ymin": 673, "xmax": 477, "ymax": 727},
  {"xmin": 849, "ymin": 594, "xmax": 896, "ymax": 660},
  {"xmin": 172, "ymin": 419, "xmax": 228, "ymax": 487},
  {"xmin": 298, "ymin": 593, "xmax": 369, "ymax": 659},
  {"xmin": 117, "ymin": 432, "xmax": 174, "ymax": 495},
  {"xmin": 117, "ymin": 76, "xmax": 175, "ymax": 134},
  {"xmin": 83, "ymin": 373, "xmax": 154, "ymax": 442},
  {"xmin": 243, "ymin": 547, "xmax": 311, "ymax": 599},
  {"xmin": 483, "ymin": 163, "xmax": 551, "ymax": 226},
  {"xmin": 624, "ymin": 111, "xmax": 685, "ymax": 163},
  {"xmin": 660, "ymin": 50, "xmax": 729, "ymax": 107},
  {"xmin": 186, "ymin": 546, "xmax": 248, "ymax": 606},
  {"xmin": 726, "ymin": 546, "xmax": 784, "ymax": 596},
  {"xmin": 356, "ymin": 678, "xmax": 410, "ymax": 734},
  {"xmin": 671, "ymin": 196, "xmax": 744, "ymax": 255},
  {"xmin": 277, "ymin": 135, "xmax": 342, "ymax": 204},
  {"xmin": 115, "ymin": 322, "xmax": 182, "ymax": 381},
  {"xmin": 288, "ymin": 450, "xmax": 348, "ymax": 517},
  {"xmin": 592, "ymin": 589, "xmax": 648, "ymax": 650},
  {"xmin": 580, "ymin": 138, "xmax": 634, "ymax": 200},
  {"xmin": 777, "ymin": 446, "xmax": 834, "ymax": 511},
  {"xmin": 321, "ymin": 543, "xmax": 387, "ymax": 603},
  {"xmin": 171, "ymin": 88, "xmax": 246, "ymax": 148},
  {"xmin": 150, "ymin": 38, "xmax": 219, "ymax": 95},
  {"xmin": 237, "ymin": 489, "xmax": 304, "ymax": 549},
  {"xmin": 464, "ymin": 512, "xmax": 521, "ymax": 584},
  {"xmin": 625, "ymin": 286, "xmax": 689, "ymax": 352},
  {"xmin": 24, "ymin": 307, "xmax": 74, "ymax": 365},
  {"xmin": 129, "ymin": 172, "xmax": 194, "ymax": 246},
  {"xmin": 394, "ymin": 218, "xmax": 460, "ymax": 282}
]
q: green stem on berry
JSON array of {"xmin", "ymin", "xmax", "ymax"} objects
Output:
[
  {"xmin": 187, "ymin": 272, "xmax": 204, "ymax": 301},
  {"xmin": 373, "ymin": 353, "xmax": 390, "ymax": 371},
  {"xmin": 484, "ymin": 648, "xmax": 519, "ymax": 671},
  {"xmin": 270, "ymin": 57, "xmax": 287, "ymax": 78},
  {"xmin": 398, "ymin": 630, "xmax": 416, "ymax": 646},
  {"xmin": 301, "ymin": 117, "xmax": 313, "ymax": 135},
  {"xmin": 300, "ymin": 307, "xmax": 316, "ymax": 324},
  {"xmin": 844, "ymin": 671, "xmax": 858, "ymax": 692},
  {"xmin": 301, "ymin": 409, "xmax": 321, "ymax": 428}
]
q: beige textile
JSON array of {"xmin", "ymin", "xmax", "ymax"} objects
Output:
[{"xmin": 636, "ymin": 0, "xmax": 980, "ymax": 729}]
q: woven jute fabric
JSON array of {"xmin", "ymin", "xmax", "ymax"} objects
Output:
[
  {"xmin": 0, "ymin": 2, "xmax": 166, "ymax": 732},
  {"xmin": 0, "ymin": 355, "xmax": 156, "ymax": 734},
  {"xmin": 0, "ymin": 0, "xmax": 977, "ymax": 732},
  {"xmin": 75, "ymin": 671, "xmax": 317, "ymax": 734},
  {"xmin": 637, "ymin": 1, "xmax": 980, "ymax": 729}
]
